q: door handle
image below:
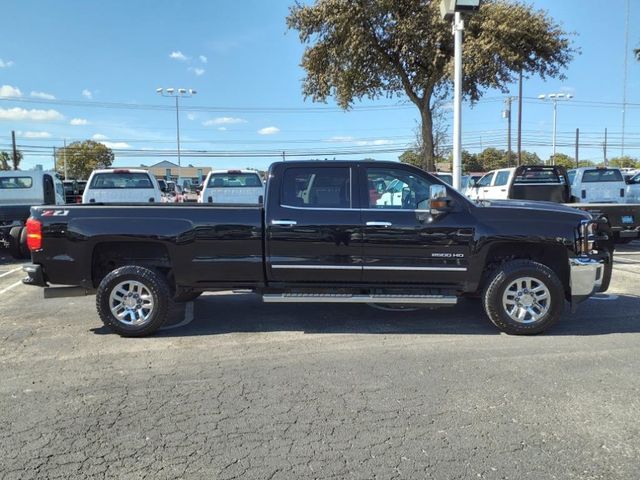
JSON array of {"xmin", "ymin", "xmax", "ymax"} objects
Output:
[
  {"xmin": 483, "ymin": 189, "xmax": 489, "ymax": 192},
  {"xmin": 271, "ymin": 220, "xmax": 297, "ymax": 226},
  {"xmin": 366, "ymin": 221, "xmax": 392, "ymax": 227},
  {"xmin": 500, "ymin": 189, "xmax": 506, "ymax": 192}
]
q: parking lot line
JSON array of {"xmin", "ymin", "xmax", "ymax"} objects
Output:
[
  {"xmin": 0, "ymin": 267, "xmax": 22, "ymax": 279},
  {"xmin": 0, "ymin": 280, "xmax": 22, "ymax": 295}
]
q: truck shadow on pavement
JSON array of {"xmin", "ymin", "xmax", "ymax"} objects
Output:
[{"xmin": 119, "ymin": 291, "xmax": 640, "ymax": 338}]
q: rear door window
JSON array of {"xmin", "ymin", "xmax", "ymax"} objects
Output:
[
  {"xmin": 0, "ymin": 176, "xmax": 33, "ymax": 189},
  {"xmin": 494, "ymin": 171, "xmax": 511, "ymax": 186},
  {"xmin": 582, "ymin": 169, "xmax": 624, "ymax": 183},
  {"xmin": 208, "ymin": 172, "xmax": 262, "ymax": 188},
  {"xmin": 281, "ymin": 167, "xmax": 351, "ymax": 208},
  {"xmin": 90, "ymin": 172, "xmax": 154, "ymax": 189}
]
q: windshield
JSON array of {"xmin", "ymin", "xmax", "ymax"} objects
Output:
[
  {"xmin": 90, "ymin": 172, "xmax": 155, "ymax": 189},
  {"xmin": 208, "ymin": 172, "xmax": 262, "ymax": 188}
]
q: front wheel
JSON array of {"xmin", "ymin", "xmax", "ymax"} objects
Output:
[
  {"xmin": 483, "ymin": 260, "xmax": 565, "ymax": 335},
  {"xmin": 96, "ymin": 266, "xmax": 172, "ymax": 337}
]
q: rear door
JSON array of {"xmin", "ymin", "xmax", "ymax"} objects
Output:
[
  {"xmin": 490, "ymin": 169, "xmax": 512, "ymax": 199},
  {"xmin": 360, "ymin": 165, "xmax": 474, "ymax": 285},
  {"xmin": 266, "ymin": 165, "xmax": 362, "ymax": 283},
  {"xmin": 472, "ymin": 172, "xmax": 495, "ymax": 201}
]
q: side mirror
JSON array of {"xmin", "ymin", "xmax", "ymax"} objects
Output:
[{"xmin": 429, "ymin": 184, "xmax": 451, "ymax": 214}]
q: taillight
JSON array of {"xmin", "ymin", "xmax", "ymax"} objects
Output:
[{"xmin": 26, "ymin": 218, "xmax": 42, "ymax": 251}]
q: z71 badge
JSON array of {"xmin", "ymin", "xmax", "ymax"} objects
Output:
[{"xmin": 41, "ymin": 209, "xmax": 70, "ymax": 217}]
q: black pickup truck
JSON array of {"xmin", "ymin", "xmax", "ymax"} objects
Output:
[{"xmin": 23, "ymin": 161, "xmax": 612, "ymax": 337}]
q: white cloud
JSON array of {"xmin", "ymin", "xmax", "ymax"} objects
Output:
[
  {"xmin": 30, "ymin": 91, "xmax": 56, "ymax": 100},
  {"xmin": 102, "ymin": 141, "xmax": 131, "ymax": 149},
  {"xmin": 0, "ymin": 85, "xmax": 22, "ymax": 97},
  {"xmin": 199, "ymin": 55, "xmax": 208, "ymax": 64},
  {"xmin": 189, "ymin": 67, "xmax": 205, "ymax": 76},
  {"xmin": 19, "ymin": 131, "xmax": 52, "ymax": 138},
  {"xmin": 203, "ymin": 116, "xmax": 247, "ymax": 126},
  {"xmin": 81, "ymin": 89, "xmax": 92, "ymax": 99},
  {"xmin": 0, "ymin": 59, "xmax": 14, "ymax": 68},
  {"xmin": 218, "ymin": 127, "xmax": 227, "ymax": 131},
  {"xmin": 0, "ymin": 107, "xmax": 63, "ymax": 121},
  {"xmin": 169, "ymin": 50, "xmax": 188, "ymax": 61},
  {"xmin": 92, "ymin": 133, "xmax": 108, "ymax": 140},
  {"xmin": 70, "ymin": 118, "xmax": 89, "ymax": 126},
  {"xmin": 327, "ymin": 136, "xmax": 354, "ymax": 142},
  {"xmin": 258, "ymin": 126, "xmax": 280, "ymax": 135},
  {"xmin": 355, "ymin": 139, "xmax": 393, "ymax": 146},
  {"xmin": 186, "ymin": 113, "xmax": 197, "ymax": 121}
]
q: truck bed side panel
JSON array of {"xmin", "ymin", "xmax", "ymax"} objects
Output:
[{"xmin": 32, "ymin": 205, "xmax": 264, "ymax": 288}]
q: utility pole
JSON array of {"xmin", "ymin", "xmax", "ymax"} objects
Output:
[
  {"xmin": 53, "ymin": 147, "xmax": 56, "ymax": 172},
  {"xmin": 282, "ymin": 151, "xmax": 286, "ymax": 162},
  {"xmin": 63, "ymin": 139, "xmax": 68, "ymax": 180},
  {"xmin": 517, "ymin": 70, "xmax": 523, "ymax": 166},
  {"xmin": 11, "ymin": 130, "xmax": 18, "ymax": 170},
  {"xmin": 622, "ymin": 0, "xmax": 630, "ymax": 156},
  {"xmin": 503, "ymin": 97, "xmax": 514, "ymax": 166},
  {"xmin": 451, "ymin": 11, "xmax": 464, "ymax": 190},
  {"xmin": 603, "ymin": 128, "xmax": 608, "ymax": 167},
  {"xmin": 575, "ymin": 128, "xmax": 579, "ymax": 168}
]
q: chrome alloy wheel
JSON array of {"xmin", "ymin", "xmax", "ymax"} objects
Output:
[
  {"xmin": 501, "ymin": 276, "xmax": 551, "ymax": 324},
  {"xmin": 108, "ymin": 280, "xmax": 155, "ymax": 326}
]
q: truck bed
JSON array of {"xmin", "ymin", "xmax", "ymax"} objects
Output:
[{"xmin": 30, "ymin": 203, "xmax": 264, "ymax": 289}]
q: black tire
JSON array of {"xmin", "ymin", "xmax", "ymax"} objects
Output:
[
  {"xmin": 19, "ymin": 227, "xmax": 30, "ymax": 258},
  {"xmin": 96, "ymin": 266, "xmax": 172, "ymax": 337},
  {"xmin": 8, "ymin": 227, "xmax": 26, "ymax": 259},
  {"xmin": 173, "ymin": 288, "xmax": 202, "ymax": 303},
  {"xmin": 482, "ymin": 260, "xmax": 565, "ymax": 335}
]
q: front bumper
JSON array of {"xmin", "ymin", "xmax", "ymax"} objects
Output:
[{"xmin": 569, "ymin": 257, "xmax": 604, "ymax": 307}]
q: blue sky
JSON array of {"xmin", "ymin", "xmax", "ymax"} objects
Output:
[{"xmin": 1, "ymin": 0, "xmax": 639, "ymax": 171}]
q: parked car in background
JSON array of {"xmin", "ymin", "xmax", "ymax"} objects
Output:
[
  {"xmin": 62, "ymin": 180, "xmax": 82, "ymax": 204},
  {"xmin": 626, "ymin": 172, "xmax": 640, "ymax": 204},
  {"xmin": 468, "ymin": 165, "xmax": 640, "ymax": 243},
  {"xmin": 82, "ymin": 169, "xmax": 162, "ymax": 204},
  {"xmin": 199, "ymin": 169, "xmax": 264, "ymax": 204},
  {"xmin": 164, "ymin": 181, "xmax": 185, "ymax": 203},
  {"xmin": 434, "ymin": 172, "xmax": 453, "ymax": 185},
  {"xmin": 567, "ymin": 167, "xmax": 627, "ymax": 203},
  {"xmin": 0, "ymin": 170, "xmax": 65, "ymax": 258}
]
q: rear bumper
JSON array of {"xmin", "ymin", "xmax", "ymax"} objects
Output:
[
  {"xmin": 22, "ymin": 263, "xmax": 48, "ymax": 287},
  {"xmin": 569, "ymin": 257, "xmax": 604, "ymax": 307}
]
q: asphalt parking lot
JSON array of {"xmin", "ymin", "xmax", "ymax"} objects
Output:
[{"xmin": 1, "ymin": 244, "xmax": 640, "ymax": 479}]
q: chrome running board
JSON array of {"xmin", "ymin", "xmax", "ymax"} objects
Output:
[{"xmin": 262, "ymin": 293, "xmax": 457, "ymax": 305}]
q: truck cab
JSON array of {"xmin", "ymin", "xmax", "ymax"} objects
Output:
[{"xmin": 567, "ymin": 167, "xmax": 626, "ymax": 203}]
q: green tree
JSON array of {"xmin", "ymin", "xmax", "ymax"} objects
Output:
[
  {"xmin": 549, "ymin": 153, "xmax": 575, "ymax": 168},
  {"xmin": 0, "ymin": 150, "xmax": 23, "ymax": 170},
  {"xmin": 0, "ymin": 151, "xmax": 10, "ymax": 171},
  {"xmin": 55, "ymin": 140, "xmax": 114, "ymax": 179},
  {"xmin": 609, "ymin": 156, "xmax": 638, "ymax": 168},
  {"xmin": 287, "ymin": 0, "xmax": 573, "ymax": 172},
  {"xmin": 462, "ymin": 150, "xmax": 483, "ymax": 172},
  {"xmin": 520, "ymin": 151, "xmax": 542, "ymax": 166},
  {"xmin": 476, "ymin": 148, "xmax": 510, "ymax": 170},
  {"xmin": 399, "ymin": 149, "xmax": 422, "ymax": 168}
]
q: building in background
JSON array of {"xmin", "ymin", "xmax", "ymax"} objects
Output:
[{"xmin": 129, "ymin": 161, "xmax": 213, "ymax": 186}]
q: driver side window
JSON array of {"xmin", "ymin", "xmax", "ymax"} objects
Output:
[{"xmin": 366, "ymin": 168, "xmax": 435, "ymax": 210}]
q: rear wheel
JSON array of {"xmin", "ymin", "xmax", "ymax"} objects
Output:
[
  {"xmin": 8, "ymin": 227, "xmax": 27, "ymax": 259},
  {"xmin": 96, "ymin": 266, "xmax": 171, "ymax": 337},
  {"xmin": 483, "ymin": 260, "xmax": 564, "ymax": 335}
]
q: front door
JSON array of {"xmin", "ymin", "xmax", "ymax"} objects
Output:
[
  {"xmin": 266, "ymin": 165, "xmax": 362, "ymax": 283},
  {"xmin": 360, "ymin": 165, "xmax": 475, "ymax": 286}
]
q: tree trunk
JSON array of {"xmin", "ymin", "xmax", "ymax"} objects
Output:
[{"xmin": 420, "ymin": 107, "xmax": 436, "ymax": 172}]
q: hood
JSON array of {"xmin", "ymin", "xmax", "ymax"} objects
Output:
[{"xmin": 477, "ymin": 199, "xmax": 591, "ymax": 218}]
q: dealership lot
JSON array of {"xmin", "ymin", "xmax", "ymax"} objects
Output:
[{"xmin": 1, "ymin": 245, "xmax": 639, "ymax": 479}]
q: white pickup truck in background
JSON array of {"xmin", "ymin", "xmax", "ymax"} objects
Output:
[
  {"xmin": 82, "ymin": 169, "xmax": 162, "ymax": 204},
  {"xmin": 0, "ymin": 170, "xmax": 66, "ymax": 258},
  {"xmin": 198, "ymin": 170, "xmax": 264, "ymax": 204},
  {"xmin": 567, "ymin": 167, "xmax": 627, "ymax": 203}
]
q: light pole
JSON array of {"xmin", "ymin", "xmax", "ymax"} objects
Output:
[
  {"xmin": 538, "ymin": 92, "xmax": 572, "ymax": 164},
  {"xmin": 440, "ymin": 0, "xmax": 481, "ymax": 190},
  {"xmin": 156, "ymin": 87, "xmax": 197, "ymax": 179}
]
